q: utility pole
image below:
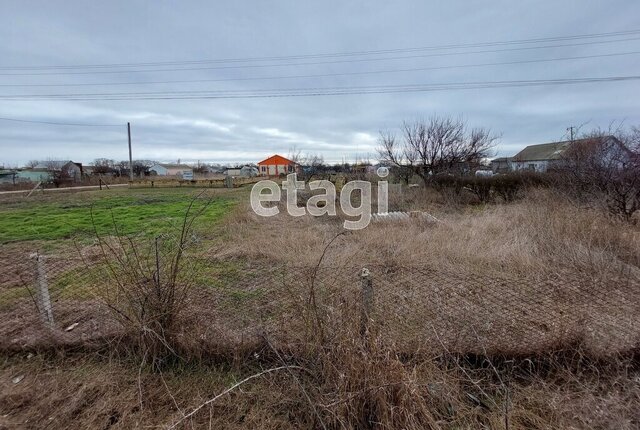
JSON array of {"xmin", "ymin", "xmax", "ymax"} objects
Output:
[
  {"xmin": 567, "ymin": 126, "xmax": 575, "ymax": 142},
  {"xmin": 127, "ymin": 122, "xmax": 133, "ymax": 181}
]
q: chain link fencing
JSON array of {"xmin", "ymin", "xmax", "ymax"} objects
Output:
[{"xmin": 2, "ymin": 249, "xmax": 639, "ymax": 359}]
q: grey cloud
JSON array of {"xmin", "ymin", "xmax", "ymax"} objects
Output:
[{"xmin": 0, "ymin": 0, "xmax": 639, "ymax": 166}]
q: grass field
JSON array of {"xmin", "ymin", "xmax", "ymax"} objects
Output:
[
  {"xmin": 1, "ymin": 185, "xmax": 639, "ymax": 429},
  {"xmin": 0, "ymin": 187, "xmax": 238, "ymax": 244}
]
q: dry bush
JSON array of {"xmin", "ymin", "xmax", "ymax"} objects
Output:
[
  {"xmin": 556, "ymin": 133, "xmax": 640, "ymax": 222},
  {"xmin": 312, "ymin": 336, "xmax": 441, "ymax": 428},
  {"xmin": 89, "ymin": 194, "xmax": 212, "ymax": 369}
]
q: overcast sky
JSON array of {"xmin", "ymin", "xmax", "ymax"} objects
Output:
[{"xmin": 0, "ymin": 0, "xmax": 639, "ymax": 167}]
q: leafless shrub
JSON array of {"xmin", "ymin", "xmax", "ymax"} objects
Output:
[
  {"xmin": 558, "ymin": 130, "xmax": 640, "ymax": 222},
  {"xmin": 88, "ymin": 193, "xmax": 212, "ymax": 369}
]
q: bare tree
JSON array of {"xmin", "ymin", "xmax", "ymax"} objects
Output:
[
  {"xmin": 114, "ymin": 160, "xmax": 129, "ymax": 177},
  {"xmin": 301, "ymin": 153, "xmax": 324, "ymax": 176},
  {"xmin": 303, "ymin": 153, "xmax": 324, "ymax": 167},
  {"xmin": 192, "ymin": 160, "xmax": 208, "ymax": 174},
  {"xmin": 378, "ymin": 116, "xmax": 498, "ymax": 186},
  {"xmin": 560, "ymin": 129, "xmax": 639, "ymax": 221},
  {"xmin": 25, "ymin": 160, "xmax": 40, "ymax": 168},
  {"xmin": 288, "ymin": 145, "xmax": 303, "ymax": 165},
  {"xmin": 132, "ymin": 160, "xmax": 156, "ymax": 177},
  {"xmin": 623, "ymin": 125, "xmax": 640, "ymax": 155},
  {"xmin": 42, "ymin": 159, "xmax": 71, "ymax": 186},
  {"xmin": 92, "ymin": 158, "xmax": 115, "ymax": 175}
]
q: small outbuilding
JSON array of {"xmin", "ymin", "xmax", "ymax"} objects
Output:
[{"xmin": 490, "ymin": 157, "xmax": 512, "ymax": 173}]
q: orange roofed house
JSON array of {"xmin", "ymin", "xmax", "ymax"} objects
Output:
[{"xmin": 257, "ymin": 154, "xmax": 301, "ymax": 176}]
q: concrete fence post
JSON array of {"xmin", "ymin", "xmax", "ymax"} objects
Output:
[
  {"xmin": 360, "ymin": 267, "xmax": 373, "ymax": 337},
  {"xmin": 224, "ymin": 176, "xmax": 234, "ymax": 188},
  {"xmin": 30, "ymin": 253, "xmax": 54, "ymax": 326}
]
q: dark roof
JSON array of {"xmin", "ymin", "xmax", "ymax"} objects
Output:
[
  {"xmin": 34, "ymin": 160, "xmax": 76, "ymax": 169},
  {"xmin": 512, "ymin": 141, "xmax": 571, "ymax": 162},
  {"xmin": 513, "ymin": 136, "xmax": 628, "ymax": 162}
]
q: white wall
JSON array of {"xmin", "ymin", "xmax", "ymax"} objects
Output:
[
  {"xmin": 258, "ymin": 164, "xmax": 296, "ymax": 176},
  {"xmin": 150, "ymin": 165, "xmax": 168, "ymax": 175},
  {"xmin": 511, "ymin": 160, "xmax": 550, "ymax": 172}
]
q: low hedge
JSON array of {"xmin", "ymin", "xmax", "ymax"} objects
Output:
[{"xmin": 431, "ymin": 172, "xmax": 552, "ymax": 203}]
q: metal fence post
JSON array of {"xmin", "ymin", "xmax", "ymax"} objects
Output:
[
  {"xmin": 360, "ymin": 267, "xmax": 373, "ymax": 337},
  {"xmin": 31, "ymin": 253, "xmax": 54, "ymax": 326}
]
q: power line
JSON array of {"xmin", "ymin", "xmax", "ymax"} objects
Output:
[
  {"xmin": 2, "ymin": 37, "xmax": 639, "ymax": 77},
  {"xmin": 2, "ymin": 29, "xmax": 639, "ymax": 70},
  {"xmin": 1, "ymin": 50, "xmax": 638, "ymax": 88},
  {"xmin": 0, "ymin": 116, "xmax": 123, "ymax": 127},
  {"xmin": 1, "ymin": 76, "xmax": 637, "ymax": 101}
]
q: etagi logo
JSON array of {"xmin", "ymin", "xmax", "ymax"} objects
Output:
[{"xmin": 250, "ymin": 167, "xmax": 389, "ymax": 230}]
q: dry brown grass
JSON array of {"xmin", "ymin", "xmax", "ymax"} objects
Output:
[
  {"xmin": 2, "ymin": 186, "xmax": 639, "ymax": 429},
  {"xmin": 220, "ymin": 188, "xmax": 640, "ymax": 278},
  {"xmin": 1, "ymin": 346, "xmax": 638, "ymax": 429}
]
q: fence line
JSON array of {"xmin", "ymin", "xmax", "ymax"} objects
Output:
[{"xmin": 1, "ymin": 252, "xmax": 639, "ymax": 358}]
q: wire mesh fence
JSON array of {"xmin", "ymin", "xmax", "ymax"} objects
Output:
[{"xmin": 2, "ymin": 249, "xmax": 639, "ymax": 358}]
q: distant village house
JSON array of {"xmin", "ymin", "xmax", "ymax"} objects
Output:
[
  {"xmin": 257, "ymin": 155, "xmax": 301, "ymax": 176},
  {"xmin": 510, "ymin": 136, "xmax": 628, "ymax": 173},
  {"xmin": 510, "ymin": 141, "xmax": 572, "ymax": 173},
  {"xmin": 29, "ymin": 160, "xmax": 84, "ymax": 182}
]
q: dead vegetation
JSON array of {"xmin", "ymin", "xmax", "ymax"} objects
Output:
[
  {"xmin": 221, "ymin": 188, "xmax": 640, "ymax": 278},
  {"xmin": 86, "ymin": 194, "xmax": 213, "ymax": 370},
  {"xmin": 1, "ymin": 342, "xmax": 639, "ymax": 429},
  {"xmin": 1, "ymin": 185, "xmax": 639, "ymax": 429}
]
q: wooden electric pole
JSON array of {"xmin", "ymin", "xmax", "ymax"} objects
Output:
[{"xmin": 127, "ymin": 122, "xmax": 133, "ymax": 180}]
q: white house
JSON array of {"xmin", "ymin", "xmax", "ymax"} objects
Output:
[
  {"xmin": 149, "ymin": 163, "xmax": 193, "ymax": 178},
  {"xmin": 257, "ymin": 155, "xmax": 301, "ymax": 176},
  {"xmin": 510, "ymin": 136, "xmax": 630, "ymax": 173},
  {"xmin": 511, "ymin": 141, "xmax": 571, "ymax": 172}
]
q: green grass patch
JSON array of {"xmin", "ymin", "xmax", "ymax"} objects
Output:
[
  {"xmin": 183, "ymin": 259, "xmax": 244, "ymax": 288},
  {"xmin": 180, "ymin": 259, "xmax": 266, "ymax": 303},
  {"xmin": 0, "ymin": 189, "xmax": 236, "ymax": 243}
]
